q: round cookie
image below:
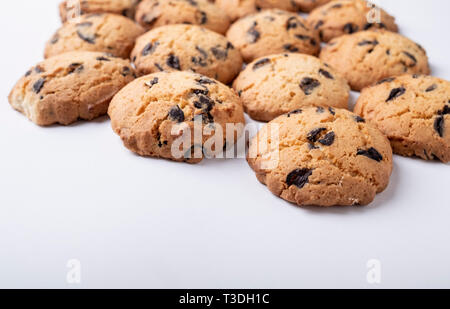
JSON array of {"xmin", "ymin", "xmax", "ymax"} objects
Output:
[
  {"xmin": 308, "ymin": 0, "xmax": 398, "ymax": 42},
  {"xmin": 8, "ymin": 52, "xmax": 135, "ymax": 126},
  {"xmin": 135, "ymin": 0, "xmax": 230, "ymax": 35},
  {"xmin": 226, "ymin": 9, "xmax": 320, "ymax": 63},
  {"xmin": 233, "ymin": 53, "xmax": 350, "ymax": 122},
  {"xmin": 354, "ymin": 74, "xmax": 450, "ymax": 163},
  {"xmin": 45, "ymin": 13, "xmax": 145, "ymax": 59},
  {"xmin": 59, "ymin": 0, "xmax": 142, "ymax": 22},
  {"xmin": 247, "ymin": 107, "xmax": 393, "ymax": 207},
  {"xmin": 108, "ymin": 71, "xmax": 245, "ymax": 163},
  {"xmin": 319, "ymin": 30, "xmax": 430, "ymax": 91},
  {"xmin": 131, "ymin": 24, "xmax": 243, "ymax": 84}
]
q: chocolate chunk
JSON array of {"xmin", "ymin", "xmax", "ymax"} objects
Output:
[
  {"xmin": 195, "ymin": 11, "xmax": 207, "ymax": 24},
  {"xmin": 32, "ymin": 78, "xmax": 46, "ymax": 94},
  {"xmin": 196, "ymin": 77, "xmax": 216, "ymax": 85},
  {"xmin": 343, "ymin": 23, "xmax": 358, "ymax": 34},
  {"xmin": 319, "ymin": 69, "xmax": 333, "ymax": 79},
  {"xmin": 318, "ymin": 132, "xmax": 335, "ymax": 146},
  {"xmin": 194, "ymin": 95, "xmax": 215, "ymax": 112},
  {"xmin": 283, "ymin": 44, "xmax": 299, "ymax": 52},
  {"xmin": 425, "ymin": 84, "xmax": 437, "ymax": 92},
  {"xmin": 142, "ymin": 42, "xmax": 159, "ymax": 56},
  {"xmin": 168, "ymin": 105, "xmax": 185, "ymax": 123},
  {"xmin": 354, "ymin": 116, "xmax": 366, "ymax": 123},
  {"xmin": 210, "ymin": 45, "xmax": 228, "ymax": 60},
  {"xmin": 76, "ymin": 30, "xmax": 96, "ymax": 44},
  {"xmin": 286, "ymin": 17, "xmax": 306, "ymax": 30},
  {"xmin": 96, "ymin": 56, "xmax": 110, "ymax": 61},
  {"xmin": 300, "ymin": 77, "xmax": 320, "ymax": 95},
  {"xmin": 122, "ymin": 66, "xmax": 132, "ymax": 77},
  {"xmin": 358, "ymin": 40, "xmax": 379, "ymax": 46},
  {"xmin": 192, "ymin": 88, "xmax": 209, "ymax": 96},
  {"xmin": 155, "ymin": 63, "xmax": 164, "ymax": 71},
  {"xmin": 307, "ymin": 128, "xmax": 326, "ymax": 143},
  {"xmin": 386, "ymin": 87, "xmax": 406, "ymax": 102},
  {"xmin": 329, "ymin": 107, "xmax": 336, "ymax": 115},
  {"xmin": 252, "ymin": 58, "xmax": 270, "ymax": 70},
  {"xmin": 286, "ymin": 168, "xmax": 313, "ymax": 189},
  {"xmin": 68, "ymin": 63, "xmax": 84, "ymax": 74},
  {"xmin": 166, "ymin": 54, "xmax": 181, "ymax": 70},
  {"xmin": 438, "ymin": 105, "xmax": 450, "ymax": 116},
  {"xmin": 315, "ymin": 20, "xmax": 324, "ymax": 30},
  {"xmin": 145, "ymin": 77, "xmax": 159, "ymax": 89},
  {"xmin": 316, "ymin": 106, "xmax": 324, "ymax": 113},
  {"xmin": 247, "ymin": 22, "xmax": 260, "ymax": 43},
  {"xmin": 287, "ymin": 109, "xmax": 302, "ymax": 117},
  {"xmin": 330, "ymin": 3, "xmax": 343, "ymax": 9},
  {"xmin": 192, "ymin": 46, "xmax": 208, "ymax": 67},
  {"xmin": 434, "ymin": 116, "xmax": 444, "ymax": 137},
  {"xmin": 363, "ymin": 22, "xmax": 387, "ymax": 30},
  {"xmin": 402, "ymin": 51, "xmax": 417, "ymax": 66},
  {"xmin": 25, "ymin": 70, "xmax": 32, "ymax": 77},
  {"xmin": 50, "ymin": 33, "xmax": 59, "ymax": 44},
  {"xmin": 376, "ymin": 77, "xmax": 396, "ymax": 85},
  {"xmin": 357, "ymin": 147, "xmax": 383, "ymax": 162}
]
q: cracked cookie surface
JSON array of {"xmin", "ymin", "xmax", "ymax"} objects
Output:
[
  {"xmin": 308, "ymin": 0, "xmax": 398, "ymax": 42},
  {"xmin": 131, "ymin": 24, "xmax": 242, "ymax": 84},
  {"xmin": 319, "ymin": 30, "xmax": 430, "ymax": 91},
  {"xmin": 8, "ymin": 51, "xmax": 135, "ymax": 126},
  {"xmin": 247, "ymin": 107, "xmax": 393, "ymax": 206},
  {"xmin": 59, "ymin": 0, "xmax": 142, "ymax": 22},
  {"xmin": 108, "ymin": 71, "xmax": 245, "ymax": 163},
  {"xmin": 354, "ymin": 74, "xmax": 450, "ymax": 162},
  {"xmin": 45, "ymin": 13, "xmax": 145, "ymax": 59},
  {"xmin": 233, "ymin": 53, "xmax": 350, "ymax": 122},
  {"xmin": 136, "ymin": 0, "xmax": 230, "ymax": 35},
  {"xmin": 226, "ymin": 9, "xmax": 320, "ymax": 63}
]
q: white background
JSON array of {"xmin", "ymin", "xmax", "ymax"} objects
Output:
[{"xmin": 0, "ymin": 0, "xmax": 449, "ymax": 289}]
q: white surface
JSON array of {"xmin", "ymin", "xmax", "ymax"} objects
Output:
[{"xmin": 0, "ymin": 0, "xmax": 449, "ymax": 289}]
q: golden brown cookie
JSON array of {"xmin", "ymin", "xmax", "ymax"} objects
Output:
[
  {"xmin": 319, "ymin": 30, "xmax": 430, "ymax": 91},
  {"xmin": 354, "ymin": 74, "xmax": 450, "ymax": 162},
  {"xmin": 8, "ymin": 52, "xmax": 135, "ymax": 126},
  {"xmin": 136, "ymin": 0, "xmax": 230, "ymax": 34},
  {"xmin": 227, "ymin": 9, "xmax": 320, "ymax": 63},
  {"xmin": 45, "ymin": 13, "xmax": 145, "ymax": 59},
  {"xmin": 247, "ymin": 107, "xmax": 393, "ymax": 207},
  {"xmin": 131, "ymin": 24, "xmax": 242, "ymax": 84},
  {"xmin": 59, "ymin": 0, "xmax": 142, "ymax": 22},
  {"xmin": 308, "ymin": 0, "xmax": 398, "ymax": 42},
  {"xmin": 108, "ymin": 71, "xmax": 245, "ymax": 163},
  {"xmin": 233, "ymin": 53, "xmax": 350, "ymax": 122}
]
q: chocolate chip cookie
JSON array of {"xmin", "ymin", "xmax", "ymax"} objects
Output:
[
  {"xmin": 108, "ymin": 71, "xmax": 245, "ymax": 163},
  {"xmin": 59, "ymin": 0, "xmax": 142, "ymax": 22},
  {"xmin": 233, "ymin": 53, "xmax": 350, "ymax": 122},
  {"xmin": 227, "ymin": 9, "xmax": 320, "ymax": 63},
  {"xmin": 308, "ymin": 0, "xmax": 398, "ymax": 42},
  {"xmin": 131, "ymin": 24, "xmax": 242, "ymax": 84},
  {"xmin": 45, "ymin": 13, "xmax": 145, "ymax": 59},
  {"xmin": 8, "ymin": 51, "xmax": 135, "ymax": 126},
  {"xmin": 354, "ymin": 74, "xmax": 450, "ymax": 162},
  {"xmin": 247, "ymin": 106, "xmax": 393, "ymax": 206},
  {"xmin": 136, "ymin": 0, "xmax": 230, "ymax": 34},
  {"xmin": 319, "ymin": 30, "xmax": 430, "ymax": 91}
]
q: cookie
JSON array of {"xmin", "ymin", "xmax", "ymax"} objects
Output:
[
  {"xmin": 131, "ymin": 24, "xmax": 243, "ymax": 84},
  {"xmin": 308, "ymin": 0, "xmax": 398, "ymax": 42},
  {"xmin": 59, "ymin": 0, "xmax": 142, "ymax": 22},
  {"xmin": 135, "ymin": 0, "xmax": 230, "ymax": 35},
  {"xmin": 108, "ymin": 71, "xmax": 245, "ymax": 163},
  {"xmin": 247, "ymin": 107, "xmax": 393, "ymax": 207},
  {"xmin": 354, "ymin": 74, "xmax": 450, "ymax": 163},
  {"xmin": 233, "ymin": 53, "xmax": 350, "ymax": 122},
  {"xmin": 226, "ymin": 9, "xmax": 320, "ymax": 63},
  {"xmin": 45, "ymin": 13, "xmax": 145, "ymax": 59},
  {"xmin": 319, "ymin": 30, "xmax": 430, "ymax": 91},
  {"xmin": 216, "ymin": 0, "xmax": 332, "ymax": 21},
  {"xmin": 8, "ymin": 52, "xmax": 135, "ymax": 126}
]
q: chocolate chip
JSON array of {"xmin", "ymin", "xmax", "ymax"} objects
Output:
[
  {"xmin": 287, "ymin": 109, "xmax": 302, "ymax": 117},
  {"xmin": 402, "ymin": 51, "xmax": 417, "ymax": 66},
  {"xmin": 438, "ymin": 105, "xmax": 450, "ymax": 116},
  {"xmin": 318, "ymin": 132, "xmax": 335, "ymax": 146},
  {"xmin": 192, "ymin": 46, "xmax": 208, "ymax": 67},
  {"xmin": 25, "ymin": 70, "xmax": 32, "ymax": 77},
  {"xmin": 247, "ymin": 22, "xmax": 260, "ymax": 43},
  {"xmin": 252, "ymin": 58, "xmax": 270, "ymax": 70},
  {"xmin": 192, "ymin": 88, "xmax": 209, "ymax": 96},
  {"xmin": 329, "ymin": 107, "xmax": 336, "ymax": 115},
  {"xmin": 194, "ymin": 95, "xmax": 215, "ymax": 112},
  {"xmin": 319, "ymin": 69, "xmax": 333, "ymax": 79},
  {"xmin": 376, "ymin": 77, "xmax": 396, "ymax": 85},
  {"xmin": 286, "ymin": 17, "xmax": 306, "ymax": 30},
  {"xmin": 300, "ymin": 77, "xmax": 320, "ymax": 95},
  {"xmin": 357, "ymin": 147, "xmax": 383, "ymax": 162},
  {"xmin": 358, "ymin": 40, "xmax": 379, "ymax": 46},
  {"xmin": 307, "ymin": 128, "xmax": 326, "ymax": 143},
  {"xmin": 166, "ymin": 54, "xmax": 181, "ymax": 70},
  {"xmin": 425, "ymin": 84, "xmax": 437, "ymax": 92},
  {"xmin": 145, "ymin": 77, "xmax": 159, "ymax": 89},
  {"xmin": 354, "ymin": 116, "xmax": 366, "ymax": 123},
  {"xmin": 32, "ymin": 78, "xmax": 46, "ymax": 94},
  {"xmin": 434, "ymin": 116, "xmax": 444, "ymax": 137},
  {"xmin": 316, "ymin": 106, "xmax": 325, "ymax": 113},
  {"xmin": 386, "ymin": 87, "xmax": 406, "ymax": 102},
  {"xmin": 122, "ymin": 66, "xmax": 132, "ymax": 77},
  {"xmin": 155, "ymin": 63, "xmax": 164, "ymax": 71},
  {"xmin": 286, "ymin": 168, "xmax": 313, "ymax": 189},
  {"xmin": 363, "ymin": 22, "xmax": 387, "ymax": 30},
  {"xmin": 195, "ymin": 11, "xmax": 207, "ymax": 24},
  {"xmin": 68, "ymin": 63, "xmax": 84, "ymax": 74},
  {"xmin": 343, "ymin": 23, "xmax": 358, "ymax": 34},
  {"xmin": 330, "ymin": 3, "xmax": 343, "ymax": 9},
  {"xmin": 168, "ymin": 105, "xmax": 185, "ymax": 123},
  {"xmin": 96, "ymin": 56, "xmax": 110, "ymax": 61},
  {"xmin": 210, "ymin": 45, "xmax": 228, "ymax": 60},
  {"xmin": 142, "ymin": 42, "xmax": 159, "ymax": 56},
  {"xmin": 196, "ymin": 77, "xmax": 216, "ymax": 85},
  {"xmin": 76, "ymin": 30, "xmax": 96, "ymax": 44},
  {"xmin": 314, "ymin": 20, "xmax": 324, "ymax": 30},
  {"xmin": 283, "ymin": 44, "xmax": 299, "ymax": 52},
  {"xmin": 50, "ymin": 33, "xmax": 59, "ymax": 44}
]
